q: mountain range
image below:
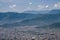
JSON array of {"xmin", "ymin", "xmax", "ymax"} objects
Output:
[
  {"xmin": 0, "ymin": 9, "xmax": 60, "ymax": 28},
  {"xmin": 35, "ymin": 23, "xmax": 60, "ymax": 29}
]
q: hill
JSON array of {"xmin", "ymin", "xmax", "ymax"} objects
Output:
[{"xmin": 0, "ymin": 9, "xmax": 60, "ymax": 28}]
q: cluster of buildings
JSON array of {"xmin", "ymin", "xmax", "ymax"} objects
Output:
[{"xmin": 0, "ymin": 27, "xmax": 60, "ymax": 40}]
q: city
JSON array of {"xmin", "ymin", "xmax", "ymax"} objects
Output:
[{"xmin": 0, "ymin": 26, "xmax": 60, "ymax": 40}]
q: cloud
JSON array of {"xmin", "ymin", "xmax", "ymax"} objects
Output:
[
  {"xmin": 36, "ymin": 5, "xmax": 49, "ymax": 10},
  {"xmin": 9, "ymin": 4, "xmax": 16, "ymax": 8},
  {"xmin": 54, "ymin": 2, "xmax": 60, "ymax": 8},
  {"xmin": 45, "ymin": 5, "xmax": 49, "ymax": 8},
  {"xmin": 37, "ymin": 5, "xmax": 49, "ymax": 9},
  {"xmin": 26, "ymin": 7, "xmax": 32, "ymax": 10},
  {"xmin": 54, "ymin": 4, "xmax": 58, "ymax": 8},
  {"xmin": 29, "ymin": 2, "xmax": 32, "ymax": 5},
  {"xmin": 37, "ymin": 5, "xmax": 44, "ymax": 9},
  {"xmin": 9, "ymin": 4, "xmax": 17, "ymax": 11},
  {"xmin": 24, "ymin": 6, "xmax": 32, "ymax": 11}
]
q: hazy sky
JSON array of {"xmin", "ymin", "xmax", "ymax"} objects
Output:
[{"xmin": 0, "ymin": 0, "xmax": 60, "ymax": 12}]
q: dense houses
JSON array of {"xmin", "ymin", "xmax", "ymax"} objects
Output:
[{"xmin": 0, "ymin": 27, "xmax": 60, "ymax": 40}]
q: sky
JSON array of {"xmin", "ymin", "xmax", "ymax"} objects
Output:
[{"xmin": 0, "ymin": 0, "xmax": 60, "ymax": 12}]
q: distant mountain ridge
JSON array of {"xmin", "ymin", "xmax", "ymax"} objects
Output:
[
  {"xmin": 0, "ymin": 12, "xmax": 40, "ymax": 24},
  {"xmin": 36, "ymin": 23, "xmax": 60, "ymax": 29},
  {"xmin": 0, "ymin": 9, "xmax": 60, "ymax": 28},
  {"xmin": 24, "ymin": 9, "xmax": 60, "ymax": 14}
]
